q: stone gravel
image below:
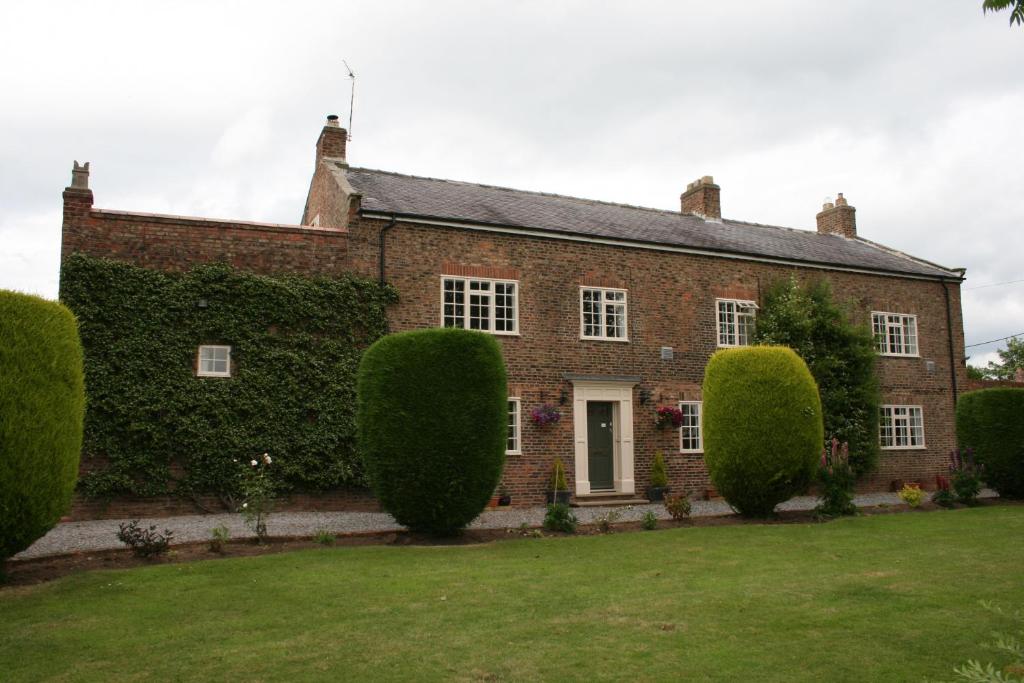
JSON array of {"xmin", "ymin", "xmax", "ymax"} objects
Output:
[{"xmin": 13, "ymin": 489, "xmax": 997, "ymax": 561}]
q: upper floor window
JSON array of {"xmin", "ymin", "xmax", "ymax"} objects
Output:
[
  {"xmin": 717, "ymin": 299, "xmax": 757, "ymax": 347},
  {"xmin": 442, "ymin": 277, "xmax": 518, "ymax": 334},
  {"xmin": 872, "ymin": 312, "xmax": 918, "ymax": 356},
  {"xmin": 197, "ymin": 345, "xmax": 231, "ymax": 377},
  {"xmin": 581, "ymin": 287, "xmax": 628, "ymax": 340},
  {"xmin": 879, "ymin": 405, "xmax": 925, "ymax": 449},
  {"xmin": 507, "ymin": 398, "xmax": 521, "ymax": 455},
  {"xmin": 679, "ymin": 401, "xmax": 703, "ymax": 453}
]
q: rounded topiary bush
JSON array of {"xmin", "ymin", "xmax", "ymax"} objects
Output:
[
  {"xmin": 356, "ymin": 328, "xmax": 507, "ymax": 535},
  {"xmin": 957, "ymin": 388, "xmax": 1024, "ymax": 498},
  {"xmin": 702, "ymin": 346, "xmax": 823, "ymax": 517},
  {"xmin": 0, "ymin": 291, "xmax": 85, "ymax": 561}
]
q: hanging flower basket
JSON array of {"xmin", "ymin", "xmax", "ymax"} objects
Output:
[
  {"xmin": 655, "ymin": 405, "xmax": 683, "ymax": 430},
  {"xmin": 530, "ymin": 403, "xmax": 561, "ymax": 427}
]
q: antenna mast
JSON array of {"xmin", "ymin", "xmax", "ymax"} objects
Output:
[{"xmin": 343, "ymin": 60, "xmax": 356, "ymax": 140}]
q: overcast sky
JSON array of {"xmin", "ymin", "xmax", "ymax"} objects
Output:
[{"xmin": 1, "ymin": 1, "xmax": 1021, "ymax": 367}]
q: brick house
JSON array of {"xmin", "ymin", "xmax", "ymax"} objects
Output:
[{"xmin": 61, "ymin": 115, "xmax": 969, "ymax": 508}]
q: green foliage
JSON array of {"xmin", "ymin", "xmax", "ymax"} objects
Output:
[
  {"xmin": 550, "ymin": 458, "xmax": 569, "ymax": 492},
  {"xmin": 239, "ymin": 455, "xmax": 275, "ymax": 542},
  {"xmin": 984, "ymin": 0, "xmax": 1024, "ymax": 26},
  {"xmin": 649, "ymin": 452, "xmax": 669, "ymax": 488},
  {"xmin": 817, "ymin": 440, "xmax": 857, "ymax": 517},
  {"xmin": 542, "ymin": 503, "xmax": 578, "ymax": 533},
  {"xmin": 980, "ymin": 337, "xmax": 1024, "ymax": 380},
  {"xmin": 702, "ymin": 346, "xmax": 824, "ymax": 517},
  {"xmin": 958, "ymin": 389, "xmax": 1024, "ymax": 498},
  {"xmin": 898, "ymin": 484, "xmax": 924, "ymax": 508},
  {"xmin": 208, "ymin": 525, "xmax": 230, "ymax": 553},
  {"xmin": 951, "ymin": 601, "xmax": 1024, "ymax": 682},
  {"xmin": 664, "ymin": 494, "xmax": 691, "ymax": 520},
  {"xmin": 754, "ymin": 277, "xmax": 881, "ymax": 476},
  {"xmin": 641, "ymin": 510, "xmax": 658, "ymax": 530},
  {"xmin": 59, "ymin": 253, "xmax": 394, "ymax": 501},
  {"xmin": 356, "ymin": 328, "xmax": 507, "ymax": 536},
  {"xmin": 313, "ymin": 529, "xmax": 336, "ymax": 546},
  {"xmin": 0, "ymin": 291, "xmax": 85, "ymax": 561},
  {"xmin": 116, "ymin": 520, "xmax": 174, "ymax": 558}
]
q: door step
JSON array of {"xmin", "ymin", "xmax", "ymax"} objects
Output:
[{"xmin": 572, "ymin": 494, "xmax": 650, "ymax": 508}]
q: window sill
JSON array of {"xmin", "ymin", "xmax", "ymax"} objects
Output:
[
  {"xmin": 680, "ymin": 450, "xmax": 704, "ymax": 455},
  {"xmin": 505, "ymin": 450, "xmax": 522, "ymax": 456},
  {"xmin": 881, "ymin": 445, "xmax": 927, "ymax": 451},
  {"xmin": 196, "ymin": 373, "xmax": 231, "ymax": 378},
  {"xmin": 877, "ymin": 353, "xmax": 921, "ymax": 359},
  {"xmin": 580, "ymin": 336, "xmax": 630, "ymax": 343},
  {"xmin": 716, "ymin": 343, "xmax": 752, "ymax": 349}
]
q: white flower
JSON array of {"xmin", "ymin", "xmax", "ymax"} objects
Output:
[
  {"xmin": 242, "ymin": 503, "xmax": 248, "ymax": 509},
  {"xmin": 263, "ymin": 453, "xmax": 272, "ymax": 465},
  {"xmin": 250, "ymin": 459, "xmax": 258, "ymax": 467}
]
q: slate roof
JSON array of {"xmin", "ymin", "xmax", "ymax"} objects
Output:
[{"xmin": 343, "ymin": 165, "xmax": 960, "ymax": 280}]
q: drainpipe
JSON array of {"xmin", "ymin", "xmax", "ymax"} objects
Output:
[
  {"xmin": 942, "ymin": 279, "xmax": 959, "ymax": 407},
  {"xmin": 378, "ymin": 214, "xmax": 397, "ymax": 286}
]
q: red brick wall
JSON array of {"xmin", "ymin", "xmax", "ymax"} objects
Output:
[
  {"xmin": 61, "ymin": 196, "xmax": 350, "ymax": 278},
  {"xmin": 347, "ymin": 214, "xmax": 967, "ymax": 503}
]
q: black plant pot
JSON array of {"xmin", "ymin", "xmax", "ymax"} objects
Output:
[
  {"xmin": 547, "ymin": 490, "xmax": 571, "ymax": 505},
  {"xmin": 498, "ymin": 495, "xmax": 512, "ymax": 506},
  {"xmin": 647, "ymin": 486, "xmax": 671, "ymax": 502}
]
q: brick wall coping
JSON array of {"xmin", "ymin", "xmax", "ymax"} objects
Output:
[{"xmin": 91, "ymin": 209, "xmax": 348, "ymax": 236}]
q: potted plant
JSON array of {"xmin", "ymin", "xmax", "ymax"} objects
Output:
[
  {"xmin": 547, "ymin": 457, "xmax": 571, "ymax": 504},
  {"xmin": 497, "ymin": 484, "xmax": 512, "ymax": 507},
  {"xmin": 646, "ymin": 451, "xmax": 671, "ymax": 501},
  {"xmin": 655, "ymin": 405, "xmax": 684, "ymax": 430}
]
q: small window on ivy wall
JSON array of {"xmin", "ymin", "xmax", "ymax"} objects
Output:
[{"xmin": 197, "ymin": 345, "xmax": 231, "ymax": 377}]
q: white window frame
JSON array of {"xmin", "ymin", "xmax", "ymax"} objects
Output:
[
  {"xmin": 879, "ymin": 404, "xmax": 926, "ymax": 450},
  {"xmin": 197, "ymin": 345, "xmax": 231, "ymax": 378},
  {"xmin": 679, "ymin": 401, "xmax": 703, "ymax": 453},
  {"xmin": 440, "ymin": 276, "xmax": 519, "ymax": 335},
  {"xmin": 579, "ymin": 286, "xmax": 629, "ymax": 341},
  {"xmin": 716, "ymin": 298, "xmax": 758, "ymax": 347},
  {"xmin": 872, "ymin": 312, "xmax": 919, "ymax": 357},
  {"xmin": 506, "ymin": 398, "xmax": 521, "ymax": 455}
]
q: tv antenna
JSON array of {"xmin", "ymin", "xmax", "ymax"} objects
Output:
[{"xmin": 343, "ymin": 60, "xmax": 356, "ymax": 140}]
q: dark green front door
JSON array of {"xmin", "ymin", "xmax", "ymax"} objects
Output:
[{"xmin": 587, "ymin": 401, "xmax": 615, "ymax": 490}]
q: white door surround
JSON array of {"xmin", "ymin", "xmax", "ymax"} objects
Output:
[{"xmin": 566, "ymin": 375, "xmax": 639, "ymax": 496}]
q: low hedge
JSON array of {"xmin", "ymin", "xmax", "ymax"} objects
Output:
[
  {"xmin": 59, "ymin": 253, "xmax": 395, "ymax": 501},
  {"xmin": 357, "ymin": 328, "xmax": 507, "ymax": 535},
  {"xmin": 957, "ymin": 388, "xmax": 1024, "ymax": 498},
  {"xmin": 702, "ymin": 346, "xmax": 823, "ymax": 517},
  {"xmin": 0, "ymin": 291, "xmax": 85, "ymax": 560}
]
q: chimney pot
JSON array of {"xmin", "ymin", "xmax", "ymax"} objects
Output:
[
  {"xmin": 70, "ymin": 160, "xmax": 90, "ymax": 190},
  {"xmin": 326, "ymin": 114, "xmax": 340, "ymax": 127},
  {"xmin": 680, "ymin": 175, "xmax": 721, "ymax": 221}
]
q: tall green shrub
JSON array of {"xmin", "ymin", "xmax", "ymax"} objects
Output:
[
  {"xmin": 754, "ymin": 277, "xmax": 881, "ymax": 476},
  {"xmin": 702, "ymin": 346, "xmax": 823, "ymax": 517},
  {"xmin": 0, "ymin": 291, "xmax": 85, "ymax": 560},
  {"xmin": 357, "ymin": 328, "xmax": 507, "ymax": 535},
  {"xmin": 60, "ymin": 254, "xmax": 394, "ymax": 501},
  {"xmin": 957, "ymin": 388, "xmax": 1024, "ymax": 498}
]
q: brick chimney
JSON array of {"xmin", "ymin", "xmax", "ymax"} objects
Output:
[
  {"xmin": 315, "ymin": 114, "xmax": 348, "ymax": 163},
  {"xmin": 680, "ymin": 176, "xmax": 721, "ymax": 221},
  {"xmin": 1015, "ymin": 367, "xmax": 1024, "ymax": 383},
  {"xmin": 816, "ymin": 193, "xmax": 857, "ymax": 238},
  {"xmin": 62, "ymin": 160, "xmax": 93, "ymax": 224}
]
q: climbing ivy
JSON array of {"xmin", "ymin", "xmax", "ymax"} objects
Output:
[{"xmin": 60, "ymin": 253, "xmax": 396, "ymax": 503}]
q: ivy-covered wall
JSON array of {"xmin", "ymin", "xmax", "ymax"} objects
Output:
[{"xmin": 60, "ymin": 253, "xmax": 396, "ymax": 502}]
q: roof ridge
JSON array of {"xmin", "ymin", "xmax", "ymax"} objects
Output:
[{"xmin": 348, "ymin": 165, "xmax": 705, "ymax": 221}]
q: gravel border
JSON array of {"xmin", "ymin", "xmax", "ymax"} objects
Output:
[{"xmin": 13, "ymin": 489, "xmax": 997, "ymax": 561}]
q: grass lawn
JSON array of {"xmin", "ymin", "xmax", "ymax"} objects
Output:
[{"xmin": 2, "ymin": 506, "xmax": 1023, "ymax": 682}]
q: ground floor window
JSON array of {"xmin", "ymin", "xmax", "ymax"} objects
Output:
[
  {"xmin": 507, "ymin": 398, "xmax": 521, "ymax": 454},
  {"xmin": 679, "ymin": 401, "xmax": 702, "ymax": 452},
  {"xmin": 197, "ymin": 345, "xmax": 231, "ymax": 377},
  {"xmin": 879, "ymin": 405, "xmax": 925, "ymax": 449}
]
